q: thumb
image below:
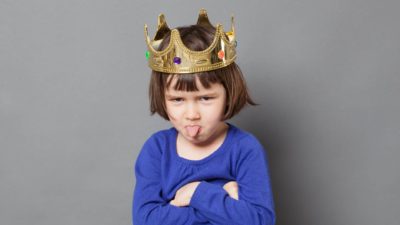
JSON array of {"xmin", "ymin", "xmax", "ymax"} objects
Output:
[{"xmin": 170, "ymin": 199, "xmax": 182, "ymax": 207}]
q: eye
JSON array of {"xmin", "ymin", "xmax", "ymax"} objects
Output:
[
  {"xmin": 200, "ymin": 96, "xmax": 214, "ymax": 101},
  {"xmin": 171, "ymin": 98, "xmax": 183, "ymax": 102}
]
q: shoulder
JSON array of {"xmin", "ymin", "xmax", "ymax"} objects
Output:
[
  {"xmin": 228, "ymin": 125, "xmax": 270, "ymax": 173},
  {"xmin": 229, "ymin": 124, "xmax": 266, "ymax": 157},
  {"xmin": 231, "ymin": 124, "xmax": 264, "ymax": 149},
  {"xmin": 146, "ymin": 127, "xmax": 173, "ymax": 143},
  {"xmin": 139, "ymin": 127, "xmax": 174, "ymax": 156}
]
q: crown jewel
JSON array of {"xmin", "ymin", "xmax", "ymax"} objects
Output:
[{"xmin": 144, "ymin": 9, "xmax": 237, "ymax": 74}]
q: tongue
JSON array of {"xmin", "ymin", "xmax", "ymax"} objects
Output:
[{"xmin": 186, "ymin": 126, "xmax": 200, "ymax": 137}]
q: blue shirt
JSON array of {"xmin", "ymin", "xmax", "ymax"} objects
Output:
[{"xmin": 132, "ymin": 122, "xmax": 276, "ymax": 225}]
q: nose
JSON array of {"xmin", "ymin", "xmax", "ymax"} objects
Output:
[{"xmin": 185, "ymin": 103, "xmax": 200, "ymax": 120}]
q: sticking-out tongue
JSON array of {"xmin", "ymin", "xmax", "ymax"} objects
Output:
[{"xmin": 186, "ymin": 126, "xmax": 201, "ymax": 137}]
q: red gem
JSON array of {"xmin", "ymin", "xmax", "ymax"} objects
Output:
[{"xmin": 218, "ymin": 50, "xmax": 225, "ymax": 59}]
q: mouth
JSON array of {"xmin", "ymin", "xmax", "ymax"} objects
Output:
[{"xmin": 185, "ymin": 125, "xmax": 201, "ymax": 137}]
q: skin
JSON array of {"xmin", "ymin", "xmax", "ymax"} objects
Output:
[
  {"xmin": 165, "ymin": 75, "xmax": 228, "ymax": 148},
  {"xmin": 165, "ymin": 75, "xmax": 239, "ymax": 207}
]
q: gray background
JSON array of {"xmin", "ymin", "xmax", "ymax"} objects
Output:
[{"xmin": 1, "ymin": 0, "xmax": 399, "ymax": 224}]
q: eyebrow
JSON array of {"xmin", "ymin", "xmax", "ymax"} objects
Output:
[{"xmin": 165, "ymin": 92, "xmax": 218, "ymax": 98}]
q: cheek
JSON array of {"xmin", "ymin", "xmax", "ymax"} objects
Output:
[
  {"xmin": 168, "ymin": 113, "xmax": 178, "ymax": 122},
  {"xmin": 165, "ymin": 105, "xmax": 180, "ymax": 121},
  {"xmin": 215, "ymin": 99, "xmax": 228, "ymax": 113},
  {"xmin": 202, "ymin": 104, "xmax": 226, "ymax": 119}
]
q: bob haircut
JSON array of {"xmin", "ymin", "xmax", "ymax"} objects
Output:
[{"xmin": 149, "ymin": 24, "xmax": 258, "ymax": 121}]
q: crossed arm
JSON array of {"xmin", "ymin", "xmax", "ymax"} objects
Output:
[
  {"xmin": 169, "ymin": 181, "xmax": 239, "ymax": 207},
  {"xmin": 133, "ymin": 136, "xmax": 275, "ymax": 225}
]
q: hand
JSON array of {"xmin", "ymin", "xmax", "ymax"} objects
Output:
[
  {"xmin": 170, "ymin": 181, "xmax": 201, "ymax": 207},
  {"xmin": 223, "ymin": 181, "xmax": 239, "ymax": 200}
]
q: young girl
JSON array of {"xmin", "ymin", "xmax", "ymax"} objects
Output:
[{"xmin": 133, "ymin": 9, "xmax": 276, "ymax": 225}]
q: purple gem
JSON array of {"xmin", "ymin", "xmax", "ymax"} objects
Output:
[{"xmin": 173, "ymin": 57, "xmax": 181, "ymax": 64}]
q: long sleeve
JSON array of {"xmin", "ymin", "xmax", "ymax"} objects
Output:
[
  {"xmin": 132, "ymin": 135, "xmax": 208, "ymax": 225},
  {"xmin": 189, "ymin": 136, "xmax": 276, "ymax": 225}
]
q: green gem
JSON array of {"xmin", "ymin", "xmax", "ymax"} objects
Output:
[{"xmin": 145, "ymin": 51, "xmax": 150, "ymax": 60}]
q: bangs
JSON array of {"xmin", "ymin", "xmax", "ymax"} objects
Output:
[{"xmin": 165, "ymin": 70, "xmax": 222, "ymax": 92}]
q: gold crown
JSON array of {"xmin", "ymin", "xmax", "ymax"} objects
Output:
[{"xmin": 144, "ymin": 8, "xmax": 237, "ymax": 74}]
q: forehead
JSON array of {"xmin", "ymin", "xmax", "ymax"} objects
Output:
[{"xmin": 165, "ymin": 75, "xmax": 223, "ymax": 95}]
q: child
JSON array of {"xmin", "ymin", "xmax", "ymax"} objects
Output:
[{"xmin": 133, "ymin": 8, "xmax": 276, "ymax": 225}]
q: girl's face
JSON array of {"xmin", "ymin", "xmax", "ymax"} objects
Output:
[{"xmin": 165, "ymin": 76, "xmax": 227, "ymax": 146}]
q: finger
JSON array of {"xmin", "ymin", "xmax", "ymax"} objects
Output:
[
  {"xmin": 225, "ymin": 181, "xmax": 238, "ymax": 188},
  {"xmin": 231, "ymin": 191, "xmax": 239, "ymax": 200},
  {"xmin": 230, "ymin": 181, "xmax": 238, "ymax": 187},
  {"xmin": 226, "ymin": 187, "xmax": 239, "ymax": 199},
  {"xmin": 225, "ymin": 185, "xmax": 238, "ymax": 192},
  {"xmin": 171, "ymin": 199, "xmax": 183, "ymax": 207},
  {"xmin": 170, "ymin": 200, "xmax": 178, "ymax": 206},
  {"xmin": 223, "ymin": 182, "xmax": 232, "ymax": 189},
  {"xmin": 228, "ymin": 190, "xmax": 239, "ymax": 200}
]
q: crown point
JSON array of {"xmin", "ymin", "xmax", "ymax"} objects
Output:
[
  {"xmin": 154, "ymin": 14, "xmax": 171, "ymax": 41},
  {"xmin": 158, "ymin": 14, "xmax": 166, "ymax": 28},
  {"xmin": 144, "ymin": 24, "xmax": 151, "ymax": 42},
  {"xmin": 216, "ymin": 23, "xmax": 223, "ymax": 31},
  {"xmin": 197, "ymin": 8, "xmax": 213, "ymax": 28}
]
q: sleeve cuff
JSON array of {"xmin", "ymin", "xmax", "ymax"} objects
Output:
[{"xmin": 189, "ymin": 181, "xmax": 227, "ymax": 209}]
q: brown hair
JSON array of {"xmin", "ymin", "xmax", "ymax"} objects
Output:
[{"xmin": 149, "ymin": 24, "xmax": 258, "ymax": 121}]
